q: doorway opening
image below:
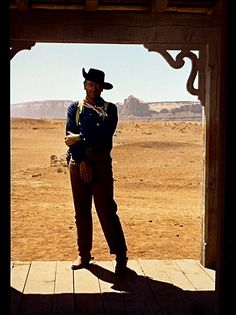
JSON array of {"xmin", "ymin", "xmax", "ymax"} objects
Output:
[{"xmin": 10, "ymin": 43, "xmax": 204, "ymax": 262}]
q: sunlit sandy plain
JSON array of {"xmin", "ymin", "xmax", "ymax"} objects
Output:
[{"xmin": 11, "ymin": 118, "xmax": 203, "ymax": 262}]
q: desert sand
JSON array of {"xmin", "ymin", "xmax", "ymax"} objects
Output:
[{"xmin": 10, "ymin": 118, "xmax": 203, "ymax": 262}]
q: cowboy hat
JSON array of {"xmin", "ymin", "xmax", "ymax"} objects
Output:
[{"xmin": 82, "ymin": 68, "xmax": 113, "ymax": 90}]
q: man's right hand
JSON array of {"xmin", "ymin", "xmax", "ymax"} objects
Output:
[
  {"xmin": 65, "ymin": 131, "xmax": 81, "ymax": 146},
  {"xmin": 79, "ymin": 160, "xmax": 92, "ymax": 183}
]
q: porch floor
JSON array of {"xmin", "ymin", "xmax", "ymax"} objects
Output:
[{"xmin": 11, "ymin": 259, "xmax": 215, "ymax": 315}]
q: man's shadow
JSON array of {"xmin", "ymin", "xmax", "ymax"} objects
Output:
[{"xmin": 86, "ymin": 263, "xmax": 215, "ymax": 315}]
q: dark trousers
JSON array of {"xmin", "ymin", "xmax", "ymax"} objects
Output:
[{"xmin": 69, "ymin": 158, "xmax": 127, "ymax": 257}]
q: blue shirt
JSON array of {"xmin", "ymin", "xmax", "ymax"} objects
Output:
[{"xmin": 66, "ymin": 97, "xmax": 118, "ymax": 164}]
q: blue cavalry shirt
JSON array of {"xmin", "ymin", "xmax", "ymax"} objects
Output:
[{"xmin": 66, "ymin": 97, "xmax": 118, "ymax": 165}]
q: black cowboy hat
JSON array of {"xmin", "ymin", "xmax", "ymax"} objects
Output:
[{"xmin": 82, "ymin": 68, "xmax": 113, "ymax": 90}]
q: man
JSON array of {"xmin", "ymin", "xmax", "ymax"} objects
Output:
[{"xmin": 65, "ymin": 67, "xmax": 128, "ymax": 274}]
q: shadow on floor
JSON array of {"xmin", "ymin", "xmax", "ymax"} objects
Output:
[{"xmin": 11, "ymin": 263, "xmax": 215, "ymax": 315}]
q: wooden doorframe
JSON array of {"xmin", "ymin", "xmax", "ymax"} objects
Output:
[{"xmin": 10, "ymin": 10, "xmax": 223, "ymax": 270}]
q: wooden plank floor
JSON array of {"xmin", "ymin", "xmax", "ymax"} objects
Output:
[{"xmin": 11, "ymin": 259, "xmax": 215, "ymax": 315}]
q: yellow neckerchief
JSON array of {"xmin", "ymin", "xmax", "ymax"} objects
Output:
[{"xmin": 76, "ymin": 100, "xmax": 109, "ymax": 126}]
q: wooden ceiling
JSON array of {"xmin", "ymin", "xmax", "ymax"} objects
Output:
[
  {"xmin": 10, "ymin": 0, "xmax": 221, "ymax": 58},
  {"xmin": 10, "ymin": 0, "xmax": 217, "ymax": 14}
]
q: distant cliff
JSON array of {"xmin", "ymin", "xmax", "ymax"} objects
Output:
[
  {"xmin": 117, "ymin": 96, "xmax": 202, "ymax": 121},
  {"xmin": 11, "ymin": 97, "xmax": 202, "ymax": 121},
  {"xmin": 121, "ymin": 95, "xmax": 153, "ymax": 116},
  {"xmin": 11, "ymin": 100, "xmax": 72, "ymax": 119}
]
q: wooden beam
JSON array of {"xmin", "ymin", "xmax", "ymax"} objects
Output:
[
  {"xmin": 10, "ymin": 4, "xmax": 148, "ymax": 12},
  {"xmin": 85, "ymin": 0, "xmax": 98, "ymax": 12},
  {"xmin": 167, "ymin": 7, "xmax": 212, "ymax": 14},
  {"xmin": 97, "ymin": 5, "xmax": 148, "ymax": 12},
  {"xmin": 16, "ymin": 0, "xmax": 30, "ymax": 11},
  {"xmin": 10, "ymin": 10, "xmax": 220, "ymax": 44},
  {"xmin": 151, "ymin": 0, "xmax": 169, "ymax": 13},
  {"xmin": 23, "ymin": 4, "xmax": 84, "ymax": 11},
  {"xmin": 10, "ymin": 1, "xmax": 214, "ymax": 14}
]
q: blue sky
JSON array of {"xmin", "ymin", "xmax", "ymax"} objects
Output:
[{"xmin": 10, "ymin": 43, "xmax": 198, "ymax": 105}]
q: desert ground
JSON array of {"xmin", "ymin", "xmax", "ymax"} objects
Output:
[{"xmin": 11, "ymin": 118, "xmax": 204, "ymax": 262}]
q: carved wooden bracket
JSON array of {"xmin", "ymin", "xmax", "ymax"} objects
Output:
[
  {"xmin": 144, "ymin": 44, "xmax": 205, "ymax": 106},
  {"xmin": 10, "ymin": 41, "xmax": 36, "ymax": 60}
]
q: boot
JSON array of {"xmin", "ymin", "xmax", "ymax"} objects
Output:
[
  {"xmin": 71, "ymin": 254, "xmax": 92, "ymax": 270},
  {"xmin": 115, "ymin": 253, "xmax": 128, "ymax": 275}
]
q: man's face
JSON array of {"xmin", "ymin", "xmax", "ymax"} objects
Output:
[{"xmin": 84, "ymin": 80, "xmax": 103, "ymax": 100}]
